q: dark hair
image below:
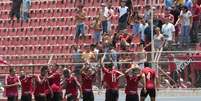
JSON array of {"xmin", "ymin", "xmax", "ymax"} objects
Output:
[
  {"xmin": 183, "ymin": 6, "xmax": 188, "ymax": 11},
  {"xmin": 144, "ymin": 62, "xmax": 151, "ymax": 67},
  {"xmin": 41, "ymin": 66, "xmax": 48, "ymax": 72},
  {"xmin": 9, "ymin": 67, "xmax": 15, "ymax": 73}
]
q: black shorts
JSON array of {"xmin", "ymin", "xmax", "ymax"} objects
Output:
[
  {"xmin": 105, "ymin": 89, "xmax": 119, "ymax": 101},
  {"xmin": 7, "ymin": 96, "xmax": 18, "ymax": 101},
  {"xmin": 21, "ymin": 94, "xmax": 32, "ymax": 101},
  {"xmin": 126, "ymin": 94, "xmax": 139, "ymax": 101},
  {"xmin": 47, "ymin": 92, "xmax": 62, "ymax": 101},
  {"xmin": 140, "ymin": 88, "xmax": 156, "ymax": 98},
  {"xmin": 67, "ymin": 95, "xmax": 77, "ymax": 101},
  {"xmin": 34, "ymin": 95, "xmax": 47, "ymax": 101},
  {"xmin": 83, "ymin": 91, "xmax": 94, "ymax": 101}
]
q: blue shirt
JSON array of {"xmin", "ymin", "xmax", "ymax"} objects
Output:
[
  {"xmin": 184, "ymin": 0, "xmax": 193, "ymax": 9},
  {"xmin": 164, "ymin": 0, "xmax": 173, "ymax": 9}
]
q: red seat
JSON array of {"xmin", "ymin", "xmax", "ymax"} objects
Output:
[
  {"xmin": 38, "ymin": 36, "xmax": 48, "ymax": 45},
  {"xmin": 47, "ymin": 18, "xmax": 57, "ymax": 26},
  {"xmin": 48, "ymin": 0, "xmax": 56, "ymax": 9},
  {"xmin": 56, "ymin": 0, "xmax": 65, "ymax": 8},
  {"xmin": 56, "ymin": 17, "xmax": 66, "ymax": 26},
  {"xmin": 48, "ymin": 36, "xmax": 57, "ymax": 45},
  {"xmin": 17, "ymin": 28, "xmax": 26, "ymax": 36},
  {"xmin": 40, "ymin": 18, "xmax": 48, "ymax": 27},
  {"xmin": 66, "ymin": 0, "xmax": 75, "ymax": 8},
  {"xmin": 31, "ymin": 1, "xmax": 40, "ymax": 9},
  {"xmin": 21, "ymin": 37, "xmax": 30, "ymax": 45},
  {"xmin": 22, "ymin": 20, "xmax": 30, "ymax": 27},
  {"xmin": 12, "ymin": 20, "xmax": 22, "ymax": 27},
  {"xmin": 35, "ymin": 27, "xmax": 44, "ymax": 35},
  {"xmin": 30, "ymin": 19, "xmax": 40, "ymax": 27},
  {"xmin": 52, "ymin": 27, "xmax": 61, "ymax": 35},
  {"xmin": 40, "ymin": 1, "xmax": 49, "ymax": 9},
  {"xmin": 4, "ymin": 20, "xmax": 12, "ymax": 28},
  {"xmin": 26, "ymin": 27, "xmax": 35, "ymax": 36},
  {"xmin": 43, "ymin": 27, "xmax": 53, "ymax": 35},
  {"xmin": 61, "ymin": 26, "xmax": 69, "ymax": 35},
  {"xmin": 30, "ymin": 37, "xmax": 39, "ymax": 45},
  {"xmin": 53, "ymin": 9, "xmax": 62, "ymax": 17},
  {"xmin": 8, "ymin": 28, "xmax": 17, "ymax": 36},
  {"xmin": 0, "ymin": 20, "xmax": 4, "ymax": 28},
  {"xmin": 35, "ymin": 9, "xmax": 44, "ymax": 18},
  {"xmin": 61, "ymin": 8, "xmax": 70, "ymax": 17},
  {"xmin": 44, "ymin": 9, "xmax": 53, "ymax": 17}
]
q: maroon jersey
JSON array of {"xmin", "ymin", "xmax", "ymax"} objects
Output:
[
  {"xmin": 65, "ymin": 76, "xmax": 79, "ymax": 96},
  {"xmin": 102, "ymin": 67, "xmax": 121, "ymax": 90},
  {"xmin": 20, "ymin": 76, "xmax": 33, "ymax": 95},
  {"xmin": 5, "ymin": 75, "xmax": 19, "ymax": 97},
  {"xmin": 125, "ymin": 75, "xmax": 140, "ymax": 95},
  {"xmin": 81, "ymin": 73, "xmax": 95, "ymax": 91},
  {"xmin": 48, "ymin": 71, "xmax": 61, "ymax": 93},
  {"xmin": 34, "ymin": 75, "xmax": 49, "ymax": 95},
  {"xmin": 142, "ymin": 67, "xmax": 156, "ymax": 89}
]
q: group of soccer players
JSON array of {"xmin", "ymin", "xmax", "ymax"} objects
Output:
[{"xmin": 3, "ymin": 61, "xmax": 157, "ymax": 101}]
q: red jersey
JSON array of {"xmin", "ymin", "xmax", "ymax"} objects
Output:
[
  {"xmin": 20, "ymin": 76, "xmax": 33, "ymax": 95},
  {"xmin": 192, "ymin": 4, "xmax": 201, "ymax": 21},
  {"xmin": 65, "ymin": 76, "xmax": 79, "ymax": 96},
  {"xmin": 81, "ymin": 73, "xmax": 95, "ymax": 91},
  {"xmin": 5, "ymin": 75, "xmax": 19, "ymax": 97},
  {"xmin": 125, "ymin": 75, "xmax": 140, "ymax": 95},
  {"xmin": 142, "ymin": 67, "xmax": 156, "ymax": 89},
  {"xmin": 102, "ymin": 67, "xmax": 121, "ymax": 90},
  {"xmin": 34, "ymin": 75, "xmax": 49, "ymax": 95},
  {"xmin": 48, "ymin": 71, "xmax": 61, "ymax": 93}
]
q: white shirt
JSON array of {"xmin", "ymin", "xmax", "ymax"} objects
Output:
[
  {"xmin": 162, "ymin": 23, "xmax": 175, "ymax": 41},
  {"xmin": 180, "ymin": 10, "xmax": 192, "ymax": 26},
  {"xmin": 141, "ymin": 23, "xmax": 149, "ymax": 41},
  {"xmin": 103, "ymin": 7, "xmax": 109, "ymax": 17},
  {"xmin": 118, "ymin": 6, "xmax": 128, "ymax": 17}
]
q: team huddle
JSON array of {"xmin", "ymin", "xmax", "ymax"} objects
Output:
[{"xmin": 3, "ymin": 61, "xmax": 157, "ymax": 101}]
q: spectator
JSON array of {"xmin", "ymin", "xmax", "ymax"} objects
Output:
[
  {"xmin": 190, "ymin": 1, "xmax": 201, "ymax": 43},
  {"xmin": 21, "ymin": 0, "xmax": 31, "ymax": 21},
  {"xmin": 164, "ymin": 0, "xmax": 174, "ymax": 10},
  {"xmin": 154, "ymin": 27, "xmax": 165, "ymax": 51},
  {"xmin": 10, "ymin": 0, "xmax": 22, "ymax": 21},
  {"xmin": 153, "ymin": 13, "xmax": 163, "ymax": 29},
  {"xmin": 107, "ymin": 3, "xmax": 115, "ymax": 33},
  {"xmin": 118, "ymin": 0, "xmax": 129, "ymax": 31},
  {"xmin": 170, "ymin": 5, "xmax": 182, "ymax": 44},
  {"xmin": 100, "ymin": 3, "xmax": 110, "ymax": 33},
  {"xmin": 132, "ymin": 16, "xmax": 143, "ymax": 36},
  {"xmin": 136, "ymin": 44, "xmax": 147, "ymax": 69},
  {"xmin": 176, "ymin": 6, "xmax": 192, "ymax": 45},
  {"xmin": 175, "ymin": 0, "xmax": 184, "ymax": 6},
  {"xmin": 90, "ymin": 16, "xmax": 102, "ymax": 44},
  {"xmin": 144, "ymin": 5, "xmax": 151, "ymax": 22},
  {"xmin": 184, "ymin": 0, "xmax": 193, "ymax": 9},
  {"xmin": 75, "ymin": 4, "xmax": 86, "ymax": 43},
  {"xmin": 140, "ymin": 17, "xmax": 149, "ymax": 44},
  {"xmin": 162, "ymin": 16, "xmax": 175, "ymax": 46}
]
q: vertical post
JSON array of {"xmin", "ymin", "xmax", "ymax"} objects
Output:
[{"xmin": 150, "ymin": 0, "xmax": 154, "ymax": 65}]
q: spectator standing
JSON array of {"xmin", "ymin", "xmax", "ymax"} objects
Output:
[
  {"xmin": 22, "ymin": 0, "xmax": 31, "ymax": 21},
  {"xmin": 107, "ymin": 3, "xmax": 115, "ymax": 33},
  {"xmin": 10, "ymin": 0, "xmax": 22, "ymax": 21},
  {"xmin": 190, "ymin": 1, "xmax": 201, "ymax": 43},
  {"xmin": 144, "ymin": 5, "xmax": 151, "ymax": 22},
  {"xmin": 176, "ymin": 6, "xmax": 192, "ymax": 45},
  {"xmin": 100, "ymin": 3, "xmax": 110, "ymax": 33},
  {"xmin": 154, "ymin": 27, "xmax": 165, "ymax": 51},
  {"xmin": 118, "ymin": 0, "xmax": 129, "ymax": 31},
  {"xmin": 75, "ymin": 4, "xmax": 86, "ymax": 43},
  {"xmin": 162, "ymin": 16, "xmax": 175, "ymax": 46},
  {"xmin": 90, "ymin": 16, "xmax": 102, "ymax": 44},
  {"xmin": 140, "ymin": 17, "xmax": 149, "ymax": 44}
]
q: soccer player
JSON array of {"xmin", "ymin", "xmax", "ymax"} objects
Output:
[
  {"xmin": 124, "ymin": 64, "xmax": 141, "ymax": 101},
  {"xmin": 19, "ymin": 70, "xmax": 34, "ymax": 101},
  {"xmin": 4, "ymin": 68, "xmax": 20, "ymax": 101},
  {"xmin": 101, "ymin": 61, "xmax": 124, "ymax": 101},
  {"xmin": 140, "ymin": 62, "xmax": 157, "ymax": 101},
  {"xmin": 47, "ymin": 64, "xmax": 62, "ymax": 101},
  {"xmin": 62, "ymin": 68, "xmax": 82, "ymax": 101},
  {"xmin": 80, "ymin": 63, "xmax": 96, "ymax": 101},
  {"xmin": 34, "ymin": 66, "xmax": 52, "ymax": 101}
]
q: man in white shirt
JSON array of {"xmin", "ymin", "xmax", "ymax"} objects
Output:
[
  {"xmin": 100, "ymin": 3, "xmax": 110, "ymax": 33},
  {"xmin": 162, "ymin": 16, "xmax": 175, "ymax": 46}
]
